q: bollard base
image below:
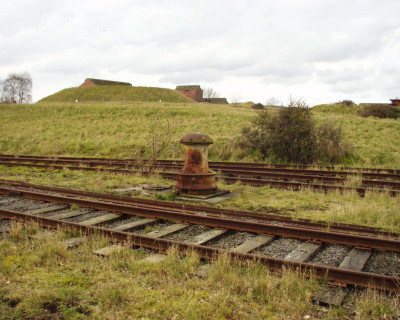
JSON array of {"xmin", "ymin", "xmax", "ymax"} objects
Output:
[{"xmin": 176, "ymin": 189, "xmax": 233, "ymax": 203}]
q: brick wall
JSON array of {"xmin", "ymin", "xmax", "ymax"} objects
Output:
[{"xmin": 79, "ymin": 79, "xmax": 95, "ymax": 87}]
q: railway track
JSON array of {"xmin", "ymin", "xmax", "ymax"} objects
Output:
[
  {"xmin": 1, "ymin": 181, "xmax": 399, "ymax": 293},
  {"xmin": 1, "ymin": 154, "xmax": 398, "ymax": 174},
  {"xmin": 0, "ymin": 155, "xmax": 399, "ymax": 196}
]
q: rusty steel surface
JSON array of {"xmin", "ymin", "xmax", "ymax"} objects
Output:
[
  {"xmin": 1, "ymin": 179, "xmax": 398, "ymax": 238},
  {"xmin": 1, "ymin": 155, "xmax": 400, "ymax": 181},
  {"xmin": 1, "ymin": 185, "xmax": 400, "ymax": 252},
  {"xmin": 176, "ymin": 132, "xmax": 217, "ymax": 194},
  {"xmin": 1, "ymin": 153, "xmax": 399, "ymax": 175},
  {"xmin": 179, "ymin": 131, "xmax": 214, "ymax": 145},
  {"xmin": 0, "ymin": 160, "xmax": 399, "ymax": 196},
  {"xmin": 1, "ymin": 207, "xmax": 399, "ymax": 293}
]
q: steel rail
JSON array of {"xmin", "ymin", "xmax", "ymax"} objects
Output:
[
  {"xmin": 1, "ymin": 155, "xmax": 400, "ymax": 185},
  {"xmin": 1, "ymin": 186, "xmax": 400, "ymax": 252},
  {"xmin": 1, "ymin": 161, "xmax": 398, "ymax": 196},
  {"xmin": 157, "ymin": 163, "xmax": 400, "ymax": 180},
  {"xmin": 1, "ymin": 179, "xmax": 397, "ymax": 238},
  {"xmin": 0, "ymin": 156, "xmax": 400, "ymax": 182},
  {"xmin": 1, "ymin": 153, "xmax": 398, "ymax": 174},
  {"xmin": 1, "ymin": 207, "xmax": 399, "ymax": 293}
]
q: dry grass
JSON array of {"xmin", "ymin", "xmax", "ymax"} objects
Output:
[
  {"xmin": 1, "ymin": 223, "xmax": 399, "ymax": 319},
  {"xmin": 1, "ymin": 100, "xmax": 400, "ymax": 319},
  {"xmin": 1, "ymin": 165, "xmax": 399, "ymax": 234},
  {"xmin": 0, "ymin": 101, "xmax": 399, "ymax": 166}
]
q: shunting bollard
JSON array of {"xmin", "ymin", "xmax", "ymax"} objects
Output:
[{"xmin": 176, "ymin": 131, "xmax": 217, "ymax": 195}]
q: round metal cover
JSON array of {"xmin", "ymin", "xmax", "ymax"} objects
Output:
[
  {"xmin": 180, "ymin": 131, "xmax": 213, "ymax": 145},
  {"xmin": 143, "ymin": 184, "xmax": 171, "ymax": 191}
]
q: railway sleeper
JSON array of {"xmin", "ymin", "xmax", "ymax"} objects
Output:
[{"xmin": 0, "ymin": 194, "xmax": 399, "ymax": 294}]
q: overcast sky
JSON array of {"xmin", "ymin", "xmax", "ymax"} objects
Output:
[{"xmin": 1, "ymin": 0, "xmax": 399, "ymax": 105}]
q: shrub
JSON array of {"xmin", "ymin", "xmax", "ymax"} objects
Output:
[
  {"xmin": 315, "ymin": 121, "xmax": 352, "ymax": 163},
  {"xmin": 359, "ymin": 105, "xmax": 400, "ymax": 119},
  {"xmin": 251, "ymin": 103, "xmax": 265, "ymax": 110},
  {"xmin": 240, "ymin": 100, "xmax": 351, "ymax": 164},
  {"xmin": 338, "ymin": 100, "xmax": 356, "ymax": 106}
]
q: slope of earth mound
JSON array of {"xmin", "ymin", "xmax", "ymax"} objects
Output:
[{"xmin": 39, "ymin": 86, "xmax": 195, "ymax": 103}]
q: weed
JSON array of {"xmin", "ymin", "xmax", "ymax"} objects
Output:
[
  {"xmin": 359, "ymin": 104, "xmax": 400, "ymax": 119},
  {"xmin": 240, "ymin": 100, "xmax": 352, "ymax": 164}
]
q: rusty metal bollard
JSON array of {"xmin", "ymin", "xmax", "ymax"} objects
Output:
[{"xmin": 176, "ymin": 131, "xmax": 217, "ymax": 194}]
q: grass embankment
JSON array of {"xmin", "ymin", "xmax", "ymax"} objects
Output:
[
  {"xmin": 0, "ymin": 102, "xmax": 254, "ymax": 161},
  {"xmin": 0, "ymin": 101, "xmax": 399, "ymax": 167},
  {"xmin": 4, "ymin": 224, "xmax": 397, "ymax": 320},
  {"xmin": 39, "ymin": 86, "xmax": 195, "ymax": 103},
  {"xmin": 312, "ymin": 104, "xmax": 400, "ymax": 167}
]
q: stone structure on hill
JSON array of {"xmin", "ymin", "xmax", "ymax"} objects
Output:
[
  {"xmin": 175, "ymin": 85, "xmax": 203, "ymax": 101},
  {"xmin": 199, "ymin": 98, "xmax": 228, "ymax": 104},
  {"xmin": 390, "ymin": 99, "xmax": 400, "ymax": 107},
  {"xmin": 80, "ymin": 78, "xmax": 132, "ymax": 87},
  {"xmin": 175, "ymin": 85, "xmax": 228, "ymax": 104}
]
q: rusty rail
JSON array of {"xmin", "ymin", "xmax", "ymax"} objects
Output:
[
  {"xmin": 1, "ymin": 156, "xmax": 400, "ymax": 181},
  {"xmin": 1, "ymin": 179, "xmax": 397, "ymax": 237},
  {"xmin": 1, "ymin": 186, "xmax": 400, "ymax": 252},
  {"xmin": 1, "ymin": 207, "xmax": 399, "ymax": 293},
  {"xmin": 0, "ymin": 160, "xmax": 399, "ymax": 196},
  {"xmin": 1, "ymin": 154, "xmax": 398, "ymax": 174}
]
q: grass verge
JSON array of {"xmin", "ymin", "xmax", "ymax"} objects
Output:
[{"xmin": 1, "ymin": 223, "xmax": 399, "ymax": 319}]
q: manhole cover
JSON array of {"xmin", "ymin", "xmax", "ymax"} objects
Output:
[{"xmin": 142, "ymin": 184, "xmax": 172, "ymax": 191}]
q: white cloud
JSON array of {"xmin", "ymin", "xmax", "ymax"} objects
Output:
[{"xmin": 0, "ymin": 0, "xmax": 399, "ymax": 105}]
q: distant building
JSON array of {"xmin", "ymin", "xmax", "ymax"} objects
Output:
[
  {"xmin": 199, "ymin": 98, "xmax": 228, "ymax": 104},
  {"xmin": 79, "ymin": 78, "xmax": 132, "ymax": 87},
  {"xmin": 175, "ymin": 85, "xmax": 203, "ymax": 101},
  {"xmin": 390, "ymin": 99, "xmax": 400, "ymax": 107},
  {"xmin": 175, "ymin": 85, "xmax": 228, "ymax": 104}
]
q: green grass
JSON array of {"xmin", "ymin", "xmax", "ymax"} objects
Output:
[
  {"xmin": 0, "ymin": 102, "xmax": 254, "ymax": 160},
  {"xmin": 1, "ymin": 101, "xmax": 399, "ymax": 167},
  {"xmin": 1, "ymin": 223, "xmax": 399, "ymax": 319},
  {"xmin": 1, "ymin": 166, "xmax": 400, "ymax": 234},
  {"xmin": 313, "ymin": 103, "xmax": 361, "ymax": 115},
  {"xmin": 312, "ymin": 113, "xmax": 400, "ymax": 167},
  {"xmin": 1, "ymin": 100, "xmax": 400, "ymax": 318},
  {"xmin": 39, "ymin": 86, "xmax": 195, "ymax": 103}
]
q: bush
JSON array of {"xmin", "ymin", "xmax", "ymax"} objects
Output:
[
  {"xmin": 315, "ymin": 121, "xmax": 352, "ymax": 163},
  {"xmin": 359, "ymin": 105, "xmax": 400, "ymax": 119},
  {"xmin": 251, "ymin": 103, "xmax": 265, "ymax": 110},
  {"xmin": 240, "ymin": 100, "xmax": 351, "ymax": 164},
  {"xmin": 338, "ymin": 100, "xmax": 356, "ymax": 106}
]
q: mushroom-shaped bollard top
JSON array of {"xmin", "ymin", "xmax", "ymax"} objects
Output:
[
  {"xmin": 176, "ymin": 131, "xmax": 217, "ymax": 194},
  {"xmin": 180, "ymin": 131, "xmax": 214, "ymax": 145}
]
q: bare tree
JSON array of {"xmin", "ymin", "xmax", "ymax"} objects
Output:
[
  {"xmin": 203, "ymin": 87, "xmax": 220, "ymax": 99},
  {"xmin": 129, "ymin": 117, "xmax": 178, "ymax": 172},
  {"xmin": 265, "ymin": 97, "xmax": 282, "ymax": 106},
  {"xmin": 1, "ymin": 72, "xmax": 32, "ymax": 103}
]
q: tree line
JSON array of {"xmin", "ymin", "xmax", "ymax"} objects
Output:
[{"xmin": 0, "ymin": 72, "xmax": 32, "ymax": 104}]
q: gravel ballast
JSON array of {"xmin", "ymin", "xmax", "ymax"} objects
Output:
[
  {"xmin": 165, "ymin": 225, "xmax": 210, "ymax": 242},
  {"xmin": 363, "ymin": 250, "xmax": 400, "ymax": 277},
  {"xmin": 208, "ymin": 232, "xmax": 255, "ymax": 249},
  {"xmin": 309, "ymin": 244, "xmax": 351, "ymax": 267},
  {"xmin": 255, "ymin": 237, "xmax": 302, "ymax": 259}
]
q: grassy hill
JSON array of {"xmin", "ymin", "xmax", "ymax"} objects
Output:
[
  {"xmin": 0, "ymin": 101, "xmax": 399, "ymax": 167},
  {"xmin": 39, "ymin": 86, "xmax": 195, "ymax": 103},
  {"xmin": 313, "ymin": 103, "xmax": 362, "ymax": 115},
  {"xmin": 1, "ymin": 101, "xmax": 400, "ymax": 319}
]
